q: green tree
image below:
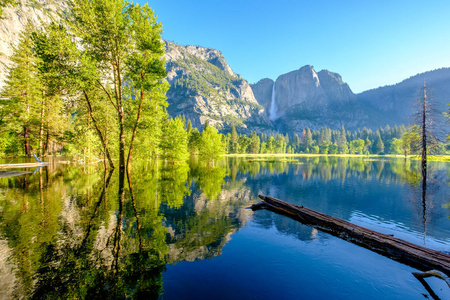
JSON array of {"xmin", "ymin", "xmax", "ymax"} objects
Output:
[
  {"xmin": 349, "ymin": 139, "xmax": 365, "ymax": 154},
  {"xmin": 67, "ymin": 0, "xmax": 167, "ymax": 170},
  {"xmin": 373, "ymin": 132, "xmax": 385, "ymax": 154},
  {"xmin": 329, "ymin": 143, "xmax": 338, "ymax": 154},
  {"xmin": 1, "ymin": 24, "xmax": 41, "ymax": 156},
  {"xmin": 238, "ymin": 135, "xmax": 251, "ymax": 153},
  {"xmin": 319, "ymin": 141, "xmax": 331, "ymax": 154},
  {"xmin": 399, "ymin": 125, "xmax": 420, "ymax": 157},
  {"xmin": 389, "ymin": 138, "xmax": 401, "ymax": 154},
  {"xmin": 198, "ymin": 126, "xmax": 225, "ymax": 162},
  {"xmin": 249, "ymin": 132, "xmax": 260, "ymax": 154},
  {"xmin": 229, "ymin": 125, "xmax": 239, "ymax": 153},
  {"xmin": 302, "ymin": 128, "xmax": 313, "ymax": 151},
  {"xmin": 337, "ymin": 125, "xmax": 348, "ymax": 153},
  {"xmin": 160, "ymin": 117, "xmax": 189, "ymax": 164}
]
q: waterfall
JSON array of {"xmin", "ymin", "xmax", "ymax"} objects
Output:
[{"xmin": 269, "ymin": 81, "xmax": 277, "ymax": 120}]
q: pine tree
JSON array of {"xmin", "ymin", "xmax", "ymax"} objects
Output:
[
  {"xmin": 229, "ymin": 125, "xmax": 239, "ymax": 153},
  {"xmin": 249, "ymin": 132, "xmax": 260, "ymax": 154},
  {"xmin": 373, "ymin": 132, "xmax": 385, "ymax": 154},
  {"xmin": 302, "ymin": 128, "xmax": 313, "ymax": 150},
  {"xmin": 2, "ymin": 23, "xmax": 41, "ymax": 156}
]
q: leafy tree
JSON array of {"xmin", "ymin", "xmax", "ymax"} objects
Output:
[
  {"xmin": 238, "ymin": 135, "xmax": 250, "ymax": 153},
  {"xmin": 311, "ymin": 145, "xmax": 319, "ymax": 154},
  {"xmin": 349, "ymin": 139, "xmax": 365, "ymax": 154},
  {"xmin": 266, "ymin": 136, "xmax": 275, "ymax": 153},
  {"xmin": 67, "ymin": 0, "xmax": 167, "ymax": 170},
  {"xmin": 400, "ymin": 125, "xmax": 420, "ymax": 156},
  {"xmin": 389, "ymin": 138, "xmax": 402, "ymax": 154},
  {"xmin": 329, "ymin": 143, "xmax": 338, "ymax": 154},
  {"xmin": 198, "ymin": 126, "xmax": 225, "ymax": 162},
  {"xmin": 160, "ymin": 117, "xmax": 189, "ymax": 164},
  {"xmin": 319, "ymin": 141, "xmax": 331, "ymax": 154}
]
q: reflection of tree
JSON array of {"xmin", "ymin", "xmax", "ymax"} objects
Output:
[
  {"xmin": 0, "ymin": 169, "xmax": 64, "ymax": 296},
  {"xmin": 162, "ymin": 176, "xmax": 253, "ymax": 264},
  {"xmin": 159, "ymin": 163, "xmax": 190, "ymax": 208},
  {"xmin": 193, "ymin": 164, "xmax": 227, "ymax": 200},
  {"xmin": 0, "ymin": 164, "xmax": 172, "ymax": 299}
]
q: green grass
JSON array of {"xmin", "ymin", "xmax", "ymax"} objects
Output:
[{"xmin": 224, "ymin": 153, "xmax": 450, "ymax": 161}]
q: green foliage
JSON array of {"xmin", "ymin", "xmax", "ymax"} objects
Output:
[
  {"xmin": 198, "ymin": 126, "xmax": 225, "ymax": 161},
  {"xmin": 349, "ymin": 139, "xmax": 365, "ymax": 154},
  {"xmin": 160, "ymin": 117, "xmax": 189, "ymax": 163}
]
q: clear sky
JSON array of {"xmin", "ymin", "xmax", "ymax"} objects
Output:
[{"xmin": 139, "ymin": 0, "xmax": 450, "ymax": 93}]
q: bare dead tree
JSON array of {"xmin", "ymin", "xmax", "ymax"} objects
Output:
[{"xmin": 412, "ymin": 82, "xmax": 445, "ymax": 179}]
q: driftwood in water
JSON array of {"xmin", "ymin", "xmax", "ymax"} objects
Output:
[
  {"xmin": 0, "ymin": 162, "xmax": 49, "ymax": 169},
  {"xmin": 0, "ymin": 171, "xmax": 32, "ymax": 178},
  {"xmin": 255, "ymin": 194, "xmax": 450, "ymax": 277}
]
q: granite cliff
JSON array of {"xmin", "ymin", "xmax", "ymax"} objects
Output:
[
  {"xmin": 251, "ymin": 65, "xmax": 366, "ymax": 132},
  {"xmin": 164, "ymin": 41, "xmax": 273, "ymax": 133},
  {"xmin": 0, "ymin": 0, "xmax": 67, "ymax": 91}
]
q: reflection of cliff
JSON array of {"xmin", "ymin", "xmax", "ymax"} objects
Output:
[
  {"xmin": 163, "ymin": 178, "xmax": 255, "ymax": 264},
  {"xmin": 252, "ymin": 209, "xmax": 320, "ymax": 242},
  {"xmin": 0, "ymin": 240, "xmax": 17, "ymax": 299}
]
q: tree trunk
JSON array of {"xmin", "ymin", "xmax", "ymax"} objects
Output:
[
  {"xmin": 83, "ymin": 91, "xmax": 115, "ymax": 169},
  {"xmin": 39, "ymin": 95, "xmax": 45, "ymax": 158},
  {"xmin": 421, "ymin": 84, "xmax": 427, "ymax": 180},
  {"xmin": 118, "ymin": 108, "xmax": 126, "ymax": 171},
  {"xmin": 126, "ymin": 89, "xmax": 145, "ymax": 170},
  {"xmin": 23, "ymin": 125, "xmax": 31, "ymax": 156}
]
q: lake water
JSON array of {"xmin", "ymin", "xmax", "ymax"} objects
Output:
[{"xmin": 0, "ymin": 156, "xmax": 449, "ymax": 299}]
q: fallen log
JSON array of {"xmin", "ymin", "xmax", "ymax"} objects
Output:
[
  {"xmin": 0, "ymin": 162, "xmax": 49, "ymax": 169},
  {"xmin": 255, "ymin": 194, "xmax": 450, "ymax": 277}
]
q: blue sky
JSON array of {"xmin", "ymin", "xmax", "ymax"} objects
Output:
[{"xmin": 140, "ymin": 0, "xmax": 450, "ymax": 93}]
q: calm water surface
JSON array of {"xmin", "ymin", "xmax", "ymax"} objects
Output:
[{"xmin": 0, "ymin": 156, "xmax": 449, "ymax": 299}]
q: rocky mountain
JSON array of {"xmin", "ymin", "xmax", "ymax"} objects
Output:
[
  {"xmin": 1, "ymin": 1, "xmax": 449, "ymax": 135},
  {"xmin": 164, "ymin": 41, "xmax": 273, "ymax": 133},
  {"xmin": 356, "ymin": 67, "xmax": 450, "ymax": 127},
  {"xmin": 252, "ymin": 66, "xmax": 450, "ymax": 132},
  {"xmin": 251, "ymin": 65, "xmax": 368, "ymax": 132},
  {"xmin": 0, "ymin": 0, "xmax": 67, "ymax": 91}
]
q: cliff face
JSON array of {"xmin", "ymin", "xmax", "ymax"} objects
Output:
[
  {"xmin": 250, "ymin": 78, "xmax": 274, "ymax": 112},
  {"xmin": 251, "ymin": 65, "xmax": 362, "ymax": 131},
  {"xmin": 164, "ymin": 41, "xmax": 274, "ymax": 133},
  {"xmin": 0, "ymin": 0, "xmax": 67, "ymax": 91}
]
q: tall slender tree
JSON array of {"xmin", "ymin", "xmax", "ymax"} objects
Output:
[{"xmin": 67, "ymin": 0, "xmax": 167, "ymax": 170}]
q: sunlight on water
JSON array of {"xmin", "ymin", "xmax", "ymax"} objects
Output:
[{"xmin": 0, "ymin": 156, "xmax": 449, "ymax": 299}]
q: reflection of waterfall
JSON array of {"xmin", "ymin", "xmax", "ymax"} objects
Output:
[{"xmin": 269, "ymin": 82, "xmax": 277, "ymax": 120}]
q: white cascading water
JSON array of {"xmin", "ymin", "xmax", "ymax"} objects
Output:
[{"xmin": 269, "ymin": 82, "xmax": 277, "ymax": 120}]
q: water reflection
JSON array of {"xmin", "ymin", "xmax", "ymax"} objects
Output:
[{"xmin": 0, "ymin": 156, "xmax": 449, "ymax": 298}]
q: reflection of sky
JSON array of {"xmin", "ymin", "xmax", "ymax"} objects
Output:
[
  {"xmin": 349, "ymin": 211, "xmax": 450, "ymax": 253},
  {"xmin": 163, "ymin": 221, "xmax": 450, "ymax": 300},
  {"xmin": 240, "ymin": 158, "xmax": 450, "ymax": 249}
]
